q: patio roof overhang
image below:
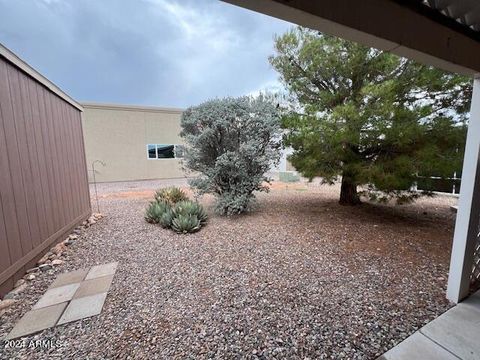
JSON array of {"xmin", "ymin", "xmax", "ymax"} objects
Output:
[
  {"xmin": 223, "ymin": 0, "xmax": 480, "ymax": 75},
  {"xmin": 223, "ymin": 0, "xmax": 480, "ymax": 306}
]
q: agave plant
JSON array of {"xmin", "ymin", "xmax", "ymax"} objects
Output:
[
  {"xmin": 145, "ymin": 200, "xmax": 172, "ymax": 224},
  {"xmin": 154, "ymin": 186, "xmax": 188, "ymax": 205},
  {"xmin": 173, "ymin": 200, "xmax": 208, "ymax": 224},
  {"xmin": 171, "ymin": 214, "xmax": 201, "ymax": 234},
  {"xmin": 159, "ymin": 208, "xmax": 174, "ymax": 228},
  {"xmin": 173, "ymin": 200, "xmax": 195, "ymax": 216},
  {"xmin": 192, "ymin": 202, "xmax": 208, "ymax": 225},
  {"xmin": 145, "ymin": 188, "xmax": 207, "ymax": 234},
  {"xmin": 144, "ymin": 202, "xmax": 164, "ymax": 224}
]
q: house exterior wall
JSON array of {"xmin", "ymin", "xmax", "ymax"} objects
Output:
[
  {"xmin": 81, "ymin": 103, "xmax": 186, "ymax": 183},
  {"xmin": 0, "ymin": 45, "xmax": 91, "ymax": 296},
  {"xmin": 272, "ymin": 147, "xmax": 296, "ymax": 173}
]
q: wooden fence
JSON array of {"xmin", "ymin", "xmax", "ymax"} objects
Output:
[{"xmin": 0, "ymin": 45, "xmax": 91, "ymax": 296}]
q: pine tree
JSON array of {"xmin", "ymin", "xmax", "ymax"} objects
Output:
[{"xmin": 270, "ymin": 27, "xmax": 471, "ymax": 205}]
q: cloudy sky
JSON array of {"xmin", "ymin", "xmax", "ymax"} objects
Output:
[{"xmin": 0, "ymin": 0, "xmax": 292, "ymax": 108}]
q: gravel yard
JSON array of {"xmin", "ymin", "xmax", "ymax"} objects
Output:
[{"xmin": 0, "ymin": 179, "xmax": 457, "ymax": 359}]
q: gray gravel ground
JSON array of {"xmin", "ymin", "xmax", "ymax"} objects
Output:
[{"xmin": 0, "ymin": 179, "xmax": 457, "ymax": 359}]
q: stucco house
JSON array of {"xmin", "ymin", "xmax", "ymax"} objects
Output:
[{"xmin": 81, "ymin": 101, "xmax": 294, "ymax": 182}]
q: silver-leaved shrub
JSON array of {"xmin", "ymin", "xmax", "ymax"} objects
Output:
[{"xmin": 180, "ymin": 96, "xmax": 282, "ymax": 215}]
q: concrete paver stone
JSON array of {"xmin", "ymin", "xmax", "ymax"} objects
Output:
[
  {"xmin": 85, "ymin": 262, "xmax": 118, "ymax": 280},
  {"xmin": 49, "ymin": 268, "xmax": 90, "ymax": 289},
  {"xmin": 33, "ymin": 283, "xmax": 80, "ymax": 310},
  {"xmin": 58, "ymin": 292, "xmax": 108, "ymax": 325},
  {"xmin": 5, "ymin": 263, "xmax": 117, "ymax": 340},
  {"xmin": 73, "ymin": 274, "xmax": 114, "ymax": 299},
  {"xmin": 6, "ymin": 302, "xmax": 68, "ymax": 340}
]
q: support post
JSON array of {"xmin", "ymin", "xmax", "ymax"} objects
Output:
[{"xmin": 447, "ymin": 77, "xmax": 480, "ymax": 303}]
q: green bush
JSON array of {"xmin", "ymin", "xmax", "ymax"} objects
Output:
[
  {"xmin": 154, "ymin": 187, "xmax": 188, "ymax": 205},
  {"xmin": 145, "ymin": 191, "xmax": 208, "ymax": 234},
  {"xmin": 180, "ymin": 96, "xmax": 282, "ymax": 215},
  {"xmin": 171, "ymin": 214, "xmax": 201, "ymax": 234}
]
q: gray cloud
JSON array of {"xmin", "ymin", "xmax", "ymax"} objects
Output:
[{"xmin": 0, "ymin": 0, "xmax": 292, "ymax": 108}]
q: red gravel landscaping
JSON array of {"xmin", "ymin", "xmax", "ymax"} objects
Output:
[{"xmin": 0, "ymin": 179, "xmax": 457, "ymax": 359}]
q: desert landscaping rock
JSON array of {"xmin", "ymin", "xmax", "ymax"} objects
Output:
[
  {"xmin": 14, "ymin": 279, "xmax": 26, "ymax": 288},
  {"xmin": 63, "ymin": 239, "xmax": 74, "ymax": 246},
  {"xmin": 37, "ymin": 252, "xmax": 52, "ymax": 265},
  {"xmin": 38, "ymin": 264, "xmax": 52, "ymax": 272},
  {"xmin": 0, "ymin": 179, "xmax": 457, "ymax": 359},
  {"xmin": 4, "ymin": 284, "xmax": 27, "ymax": 300},
  {"xmin": 0, "ymin": 299, "xmax": 16, "ymax": 311},
  {"xmin": 52, "ymin": 259, "xmax": 64, "ymax": 266},
  {"xmin": 52, "ymin": 243, "xmax": 67, "ymax": 256}
]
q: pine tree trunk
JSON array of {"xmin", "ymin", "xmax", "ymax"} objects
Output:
[{"xmin": 339, "ymin": 175, "xmax": 361, "ymax": 205}]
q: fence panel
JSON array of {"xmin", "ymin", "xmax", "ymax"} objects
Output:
[{"xmin": 0, "ymin": 53, "xmax": 91, "ymax": 296}]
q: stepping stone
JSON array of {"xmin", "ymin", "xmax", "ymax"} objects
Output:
[
  {"xmin": 85, "ymin": 262, "xmax": 118, "ymax": 280},
  {"xmin": 5, "ymin": 262, "xmax": 118, "ymax": 340},
  {"xmin": 33, "ymin": 283, "xmax": 80, "ymax": 310},
  {"xmin": 49, "ymin": 268, "xmax": 89, "ymax": 289},
  {"xmin": 5, "ymin": 302, "xmax": 68, "ymax": 340},
  {"xmin": 73, "ymin": 274, "xmax": 114, "ymax": 299},
  {"xmin": 58, "ymin": 292, "xmax": 108, "ymax": 325}
]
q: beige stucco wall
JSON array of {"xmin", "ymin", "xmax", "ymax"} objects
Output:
[{"xmin": 81, "ymin": 103, "xmax": 187, "ymax": 183}]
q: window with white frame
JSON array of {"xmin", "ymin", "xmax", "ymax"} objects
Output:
[{"xmin": 147, "ymin": 144, "xmax": 184, "ymax": 159}]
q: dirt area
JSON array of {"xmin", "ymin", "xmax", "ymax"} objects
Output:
[{"xmin": 0, "ymin": 179, "xmax": 458, "ymax": 359}]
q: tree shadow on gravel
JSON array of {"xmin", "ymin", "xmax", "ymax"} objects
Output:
[{"xmin": 258, "ymin": 190, "xmax": 455, "ymax": 230}]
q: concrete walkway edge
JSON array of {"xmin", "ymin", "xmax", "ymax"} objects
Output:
[{"xmin": 379, "ymin": 290, "xmax": 480, "ymax": 359}]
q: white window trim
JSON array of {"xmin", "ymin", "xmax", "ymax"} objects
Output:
[{"xmin": 146, "ymin": 144, "xmax": 183, "ymax": 160}]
